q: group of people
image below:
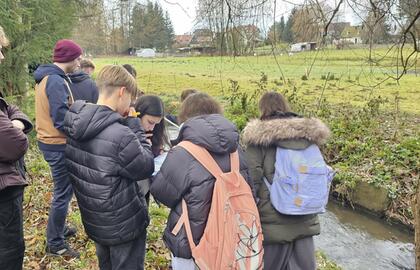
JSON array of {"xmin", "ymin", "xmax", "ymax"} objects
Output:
[{"xmin": 0, "ymin": 25, "xmax": 331, "ymax": 270}]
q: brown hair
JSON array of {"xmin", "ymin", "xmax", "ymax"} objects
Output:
[
  {"xmin": 96, "ymin": 65, "xmax": 137, "ymax": 97},
  {"xmin": 178, "ymin": 92, "xmax": 223, "ymax": 123},
  {"xmin": 259, "ymin": 91, "xmax": 291, "ymax": 120},
  {"xmin": 0, "ymin": 25, "xmax": 10, "ymax": 47},
  {"xmin": 180, "ymin": 88, "xmax": 198, "ymax": 102},
  {"xmin": 80, "ymin": 59, "xmax": 95, "ymax": 69}
]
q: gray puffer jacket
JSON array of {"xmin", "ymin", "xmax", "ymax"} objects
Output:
[{"xmin": 150, "ymin": 114, "xmax": 254, "ymax": 259}]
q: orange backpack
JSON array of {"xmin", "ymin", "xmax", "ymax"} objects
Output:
[{"xmin": 171, "ymin": 141, "xmax": 264, "ymax": 270}]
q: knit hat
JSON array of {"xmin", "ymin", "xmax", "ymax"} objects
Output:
[{"xmin": 53, "ymin": 39, "xmax": 82, "ymax": 63}]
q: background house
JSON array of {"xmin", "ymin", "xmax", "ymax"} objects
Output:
[
  {"xmin": 340, "ymin": 25, "xmax": 363, "ymax": 44},
  {"xmin": 290, "ymin": 42, "xmax": 317, "ymax": 52}
]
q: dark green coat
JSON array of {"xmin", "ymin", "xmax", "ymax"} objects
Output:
[{"xmin": 242, "ymin": 115, "xmax": 331, "ymax": 244}]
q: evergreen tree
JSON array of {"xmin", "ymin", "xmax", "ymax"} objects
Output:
[
  {"xmin": 268, "ymin": 16, "xmax": 285, "ymax": 43},
  {"xmin": 0, "ymin": 0, "xmax": 76, "ymax": 95},
  {"xmin": 131, "ymin": 3, "xmax": 147, "ymax": 48},
  {"xmin": 130, "ymin": 1, "xmax": 175, "ymax": 51},
  {"xmin": 282, "ymin": 10, "xmax": 295, "ymax": 43},
  {"xmin": 164, "ymin": 11, "xmax": 175, "ymax": 49}
]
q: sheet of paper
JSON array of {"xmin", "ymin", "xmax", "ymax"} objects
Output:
[{"xmin": 153, "ymin": 151, "xmax": 168, "ymax": 176}]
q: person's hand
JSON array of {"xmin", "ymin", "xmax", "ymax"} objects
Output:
[
  {"xmin": 128, "ymin": 107, "xmax": 139, "ymax": 118},
  {"xmin": 145, "ymin": 132, "xmax": 152, "ymax": 145},
  {"xmin": 11, "ymin": 120, "xmax": 25, "ymax": 130}
]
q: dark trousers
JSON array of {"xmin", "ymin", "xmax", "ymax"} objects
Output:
[
  {"xmin": 41, "ymin": 150, "xmax": 73, "ymax": 248},
  {"xmin": 95, "ymin": 232, "xmax": 147, "ymax": 270},
  {"xmin": 263, "ymin": 236, "xmax": 316, "ymax": 270},
  {"xmin": 0, "ymin": 192, "xmax": 24, "ymax": 270}
]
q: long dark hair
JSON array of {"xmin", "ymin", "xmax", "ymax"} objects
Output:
[{"xmin": 134, "ymin": 95, "xmax": 170, "ymax": 156}]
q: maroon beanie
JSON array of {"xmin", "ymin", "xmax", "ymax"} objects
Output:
[{"xmin": 53, "ymin": 39, "xmax": 82, "ymax": 63}]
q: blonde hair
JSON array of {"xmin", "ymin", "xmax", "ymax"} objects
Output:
[
  {"xmin": 0, "ymin": 25, "xmax": 10, "ymax": 47},
  {"xmin": 179, "ymin": 92, "xmax": 222, "ymax": 123},
  {"xmin": 96, "ymin": 65, "xmax": 137, "ymax": 97}
]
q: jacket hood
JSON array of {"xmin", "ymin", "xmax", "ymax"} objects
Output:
[
  {"xmin": 242, "ymin": 116, "xmax": 330, "ymax": 147},
  {"xmin": 33, "ymin": 64, "xmax": 67, "ymax": 83},
  {"xmin": 63, "ymin": 100, "xmax": 121, "ymax": 141},
  {"xmin": 179, "ymin": 114, "xmax": 239, "ymax": 154},
  {"xmin": 68, "ymin": 71, "xmax": 90, "ymax": 83}
]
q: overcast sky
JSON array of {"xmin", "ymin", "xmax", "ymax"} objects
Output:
[
  {"xmin": 157, "ymin": 0, "xmax": 198, "ymax": 35},
  {"xmin": 156, "ymin": 0, "xmax": 361, "ymax": 35}
]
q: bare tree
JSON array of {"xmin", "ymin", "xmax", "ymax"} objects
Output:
[
  {"xmin": 291, "ymin": 3, "xmax": 329, "ymax": 43},
  {"xmin": 71, "ymin": 0, "xmax": 108, "ymax": 55},
  {"xmin": 197, "ymin": 0, "xmax": 270, "ymax": 55}
]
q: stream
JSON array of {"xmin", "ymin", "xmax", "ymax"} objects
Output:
[{"xmin": 314, "ymin": 202, "xmax": 415, "ymax": 270}]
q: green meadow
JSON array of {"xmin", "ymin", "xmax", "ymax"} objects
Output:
[{"xmin": 94, "ymin": 48, "xmax": 419, "ymax": 114}]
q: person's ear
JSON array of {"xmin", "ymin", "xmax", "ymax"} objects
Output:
[{"xmin": 118, "ymin": 86, "xmax": 126, "ymax": 97}]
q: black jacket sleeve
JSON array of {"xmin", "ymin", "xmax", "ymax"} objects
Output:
[
  {"xmin": 118, "ymin": 117, "xmax": 154, "ymax": 181},
  {"xmin": 150, "ymin": 147, "xmax": 192, "ymax": 208}
]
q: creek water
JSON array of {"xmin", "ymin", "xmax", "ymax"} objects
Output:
[{"xmin": 315, "ymin": 202, "xmax": 415, "ymax": 270}]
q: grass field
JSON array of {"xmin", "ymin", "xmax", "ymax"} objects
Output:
[
  {"xmin": 10, "ymin": 47, "xmax": 419, "ymax": 269},
  {"xmin": 94, "ymin": 47, "xmax": 420, "ymax": 114}
]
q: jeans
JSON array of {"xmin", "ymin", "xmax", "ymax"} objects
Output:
[
  {"xmin": 95, "ymin": 232, "xmax": 147, "ymax": 270},
  {"xmin": 0, "ymin": 191, "xmax": 24, "ymax": 270},
  {"xmin": 41, "ymin": 150, "xmax": 73, "ymax": 249},
  {"xmin": 171, "ymin": 254, "xmax": 197, "ymax": 270}
]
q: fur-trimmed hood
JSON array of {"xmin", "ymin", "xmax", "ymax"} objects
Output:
[{"xmin": 242, "ymin": 116, "xmax": 330, "ymax": 147}]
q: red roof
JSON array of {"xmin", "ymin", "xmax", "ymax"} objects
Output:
[{"xmin": 174, "ymin": 35, "xmax": 193, "ymax": 47}]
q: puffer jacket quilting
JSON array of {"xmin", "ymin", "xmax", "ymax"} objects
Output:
[{"xmin": 64, "ymin": 100, "xmax": 154, "ymax": 246}]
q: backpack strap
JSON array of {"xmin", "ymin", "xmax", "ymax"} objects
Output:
[
  {"xmin": 63, "ymin": 79, "xmax": 75, "ymax": 106},
  {"xmin": 40, "ymin": 75, "xmax": 75, "ymax": 106},
  {"xmin": 262, "ymin": 177, "xmax": 271, "ymax": 191},
  {"xmin": 171, "ymin": 141, "xmax": 240, "ymax": 253},
  {"xmin": 230, "ymin": 150, "xmax": 240, "ymax": 173},
  {"xmin": 178, "ymin": 141, "xmax": 224, "ymax": 178},
  {"xmin": 171, "ymin": 199, "xmax": 196, "ymax": 250},
  {"xmin": 171, "ymin": 141, "xmax": 223, "ymax": 252}
]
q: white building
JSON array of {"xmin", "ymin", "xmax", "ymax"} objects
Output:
[{"xmin": 290, "ymin": 42, "xmax": 317, "ymax": 53}]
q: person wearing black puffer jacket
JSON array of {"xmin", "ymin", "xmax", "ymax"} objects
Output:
[
  {"xmin": 63, "ymin": 65, "xmax": 154, "ymax": 270},
  {"xmin": 151, "ymin": 93, "xmax": 255, "ymax": 269}
]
